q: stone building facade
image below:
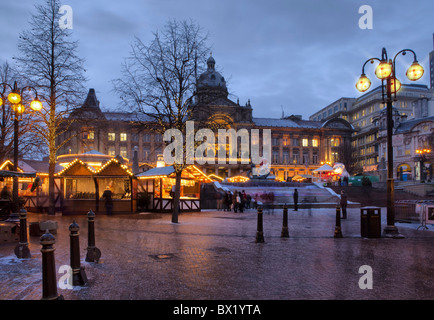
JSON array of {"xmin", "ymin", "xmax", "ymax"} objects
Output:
[{"xmin": 56, "ymin": 56, "xmax": 354, "ymax": 181}]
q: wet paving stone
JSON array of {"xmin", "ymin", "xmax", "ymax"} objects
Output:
[{"xmin": 1, "ymin": 207, "xmax": 434, "ymax": 300}]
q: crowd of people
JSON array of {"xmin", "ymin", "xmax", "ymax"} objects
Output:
[{"xmin": 215, "ymin": 190, "xmax": 281, "ymax": 213}]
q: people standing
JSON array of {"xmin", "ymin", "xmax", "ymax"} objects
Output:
[
  {"xmin": 102, "ymin": 186, "xmax": 113, "ymax": 215},
  {"xmin": 340, "ymin": 190, "xmax": 348, "ymax": 219},
  {"xmin": 233, "ymin": 190, "xmax": 239, "ymax": 213},
  {"xmin": 293, "ymin": 188, "xmax": 298, "ymax": 211},
  {"xmin": 1, "ymin": 186, "xmax": 12, "ymax": 200},
  {"xmin": 227, "ymin": 191, "xmax": 233, "ymax": 211}
]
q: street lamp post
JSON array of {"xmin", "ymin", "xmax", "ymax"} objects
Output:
[
  {"xmin": 0, "ymin": 81, "xmax": 42, "ymax": 212},
  {"xmin": 356, "ymin": 47, "xmax": 424, "ymax": 238}
]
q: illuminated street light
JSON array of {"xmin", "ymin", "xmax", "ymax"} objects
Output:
[
  {"xmin": 356, "ymin": 47, "xmax": 424, "ymax": 238},
  {"xmin": 0, "ymin": 81, "xmax": 42, "ymax": 212}
]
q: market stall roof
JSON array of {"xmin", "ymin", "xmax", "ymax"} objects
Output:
[
  {"xmin": 0, "ymin": 170, "xmax": 36, "ymax": 178},
  {"xmin": 136, "ymin": 165, "xmax": 212, "ymax": 182},
  {"xmin": 95, "ymin": 158, "xmax": 134, "ymax": 177},
  {"xmin": 313, "ymin": 164, "xmax": 334, "ymax": 172},
  {"xmin": 57, "ymin": 158, "xmax": 134, "ymax": 177},
  {"xmin": 0, "ymin": 159, "xmax": 62, "ymax": 174},
  {"xmin": 56, "ymin": 159, "xmax": 96, "ymax": 176}
]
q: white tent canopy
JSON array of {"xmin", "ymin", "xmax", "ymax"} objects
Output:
[{"xmin": 313, "ymin": 164, "xmax": 334, "ymax": 172}]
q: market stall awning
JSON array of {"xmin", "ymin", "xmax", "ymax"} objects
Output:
[
  {"xmin": 0, "ymin": 170, "xmax": 36, "ymax": 178},
  {"xmin": 313, "ymin": 164, "xmax": 334, "ymax": 172},
  {"xmin": 136, "ymin": 165, "xmax": 212, "ymax": 182}
]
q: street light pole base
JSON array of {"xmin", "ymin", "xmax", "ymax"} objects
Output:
[{"xmin": 383, "ymin": 225, "xmax": 405, "ymax": 238}]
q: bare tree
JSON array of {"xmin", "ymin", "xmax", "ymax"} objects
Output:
[
  {"xmin": 14, "ymin": 0, "xmax": 86, "ymax": 214},
  {"xmin": 336, "ymin": 139, "xmax": 362, "ymax": 175},
  {"xmin": 113, "ymin": 19, "xmax": 211, "ymax": 223}
]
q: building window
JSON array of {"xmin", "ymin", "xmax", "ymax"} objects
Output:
[
  {"xmin": 283, "ymin": 150, "xmax": 289, "ymax": 164},
  {"xmin": 108, "ymin": 146, "xmax": 115, "ymax": 156},
  {"xmin": 143, "ymin": 133, "xmax": 151, "ymax": 143},
  {"xmin": 331, "ymin": 138, "xmax": 340, "ymax": 147},
  {"xmin": 120, "ymin": 133, "xmax": 127, "ymax": 141},
  {"xmin": 272, "ymin": 150, "xmax": 279, "ymax": 164},
  {"xmin": 292, "ymin": 138, "xmax": 299, "ymax": 147},
  {"xmin": 312, "ymin": 152, "xmax": 318, "ymax": 164},
  {"xmin": 312, "ymin": 139, "xmax": 319, "ymax": 147},
  {"xmin": 272, "ymin": 137, "xmax": 279, "ymax": 146},
  {"xmin": 120, "ymin": 146, "xmax": 127, "ymax": 158},
  {"xmin": 303, "ymin": 151, "xmax": 309, "ymax": 164},
  {"xmin": 143, "ymin": 148, "xmax": 150, "ymax": 161},
  {"xmin": 83, "ymin": 130, "xmax": 94, "ymax": 140},
  {"xmin": 302, "ymin": 138, "xmax": 309, "ymax": 147},
  {"xmin": 108, "ymin": 132, "xmax": 115, "ymax": 141},
  {"xmin": 282, "ymin": 136, "xmax": 289, "ymax": 146},
  {"xmin": 292, "ymin": 150, "xmax": 299, "ymax": 164}
]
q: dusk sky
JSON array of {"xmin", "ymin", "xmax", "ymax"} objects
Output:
[{"xmin": 1, "ymin": 0, "xmax": 433, "ymax": 120}]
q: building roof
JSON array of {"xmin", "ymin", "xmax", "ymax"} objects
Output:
[
  {"xmin": 394, "ymin": 115, "xmax": 434, "ymax": 134},
  {"xmin": 252, "ymin": 117, "xmax": 320, "ymax": 129},
  {"xmin": 136, "ymin": 166, "xmax": 176, "ymax": 178}
]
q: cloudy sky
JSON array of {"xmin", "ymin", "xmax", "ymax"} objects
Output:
[{"xmin": 1, "ymin": 0, "xmax": 433, "ymax": 120}]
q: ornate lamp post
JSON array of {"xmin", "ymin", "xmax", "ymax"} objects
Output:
[
  {"xmin": 356, "ymin": 48, "xmax": 424, "ymax": 238},
  {"xmin": 0, "ymin": 81, "xmax": 42, "ymax": 212}
]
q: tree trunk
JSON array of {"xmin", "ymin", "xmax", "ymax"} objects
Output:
[
  {"xmin": 172, "ymin": 170, "xmax": 182, "ymax": 223},
  {"xmin": 48, "ymin": 156, "xmax": 56, "ymax": 215}
]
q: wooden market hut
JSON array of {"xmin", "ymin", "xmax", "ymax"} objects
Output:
[
  {"xmin": 58, "ymin": 158, "xmax": 135, "ymax": 215},
  {"xmin": 136, "ymin": 165, "xmax": 212, "ymax": 213},
  {"xmin": 0, "ymin": 159, "xmax": 64, "ymax": 213}
]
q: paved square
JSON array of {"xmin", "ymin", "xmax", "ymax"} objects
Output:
[{"xmin": 1, "ymin": 207, "xmax": 434, "ymax": 301}]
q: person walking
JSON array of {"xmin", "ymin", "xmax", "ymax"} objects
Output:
[
  {"xmin": 233, "ymin": 191, "xmax": 239, "ymax": 213},
  {"xmin": 293, "ymin": 188, "xmax": 298, "ymax": 211},
  {"xmin": 340, "ymin": 190, "xmax": 348, "ymax": 219},
  {"xmin": 102, "ymin": 186, "xmax": 113, "ymax": 215}
]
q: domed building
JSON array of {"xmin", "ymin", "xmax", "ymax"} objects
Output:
[{"xmin": 56, "ymin": 55, "xmax": 354, "ymax": 181}]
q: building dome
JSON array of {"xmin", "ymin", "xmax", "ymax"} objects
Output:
[{"xmin": 197, "ymin": 55, "xmax": 227, "ymax": 90}]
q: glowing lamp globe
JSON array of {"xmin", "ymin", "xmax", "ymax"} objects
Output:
[
  {"xmin": 13, "ymin": 104, "xmax": 25, "ymax": 115},
  {"xmin": 375, "ymin": 60, "xmax": 392, "ymax": 80},
  {"xmin": 389, "ymin": 77, "xmax": 401, "ymax": 94},
  {"xmin": 356, "ymin": 74, "xmax": 371, "ymax": 92},
  {"xmin": 30, "ymin": 98, "xmax": 43, "ymax": 111},
  {"xmin": 406, "ymin": 61, "xmax": 424, "ymax": 81},
  {"xmin": 8, "ymin": 92, "xmax": 21, "ymax": 104},
  {"xmin": 0, "ymin": 97, "xmax": 3, "ymax": 106}
]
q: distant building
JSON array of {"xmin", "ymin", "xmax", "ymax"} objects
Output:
[
  {"xmin": 310, "ymin": 83, "xmax": 433, "ymax": 176},
  {"xmin": 56, "ymin": 56, "xmax": 354, "ymax": 181}
]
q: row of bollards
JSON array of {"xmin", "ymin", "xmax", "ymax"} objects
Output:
[
  {"xmin": 255, "ymin": 204, "xmax": 344, "ymax": 242},
  {"xmin": 13, "ymin": 208, "xmax": 101, "ymax": 300}
]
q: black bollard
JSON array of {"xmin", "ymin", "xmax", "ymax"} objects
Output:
[
  {"xmin": 69, "ymin": 221, "xmax": 88, "ymax": 286},
  {"xmin": 334, "ymin": 204, "xmax": 343, "ymax": 238},
  {"xmin": 85, "ymin": 210, "xmax": 101, "ymax": 263},
  {"xmin": 256, "ymin": 206, "xmax": 265, "ymax": 243},
  {"xmin": 15, "ymin": 208, "xmax": 31, "ymax": 259},
  {"xmin": 281, "ymin": 205, "xmax": 289, "ymax": 238},
  {"xmin": 40, "ymin": 230, "xmax": 63, "ymax": 300}
]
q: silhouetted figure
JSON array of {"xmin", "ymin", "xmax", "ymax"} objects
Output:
[
  {"xmin": 340, "ymin": 190, "xmax": 348, "ymax": 219},
  {"xmin": 1, "ymin": 186, "xmax": 12, "ymax": 200},
  {"xmin": 293, "ymin": 189, "xmax": 298, "ymax": 211},
  {"xmin": 102, "ymin": 186, "xmax": 113, "ymax": 215}
]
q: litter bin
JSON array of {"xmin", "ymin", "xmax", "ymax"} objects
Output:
[{"xmin": 361, "ymin": 206, "xmax": 381, "ymax": 238}]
